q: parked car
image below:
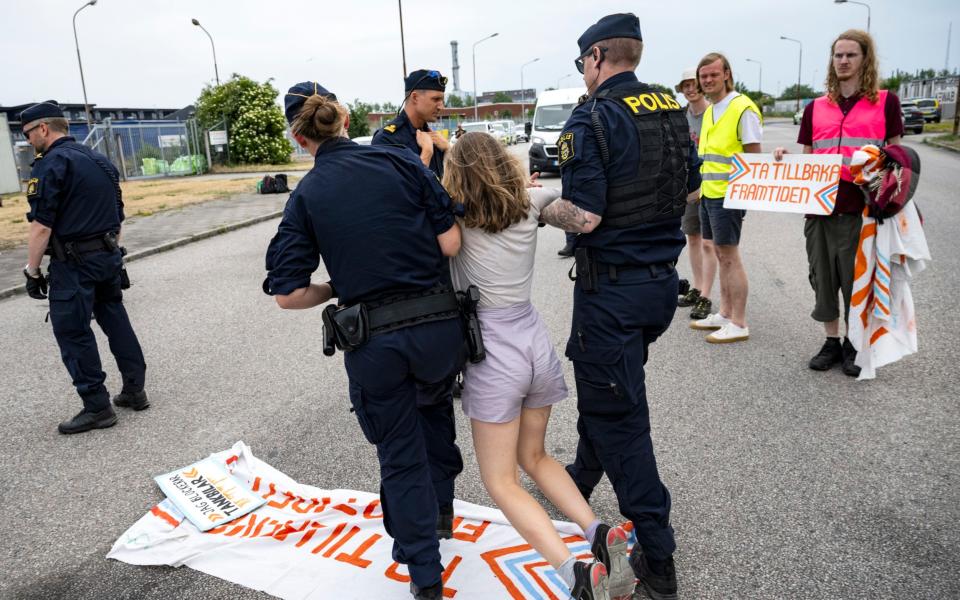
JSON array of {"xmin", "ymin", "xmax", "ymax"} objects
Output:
[
  {"xmin": 514, "ymin": 124, "xmax": 529, "ymax": 143},
  {"xmin": 460, "ymin": 121, "xmax": 509, "ymax": 145},
  {"xmin": 900, "ymin": 101, "xmax": 924, "ymax": 135},
  {"xmin": 351, "ymin": 135, "xmax": 373, "ymax": 145},
  {"xmin": 793, "ymin": 109, "xmax": 803, "ymax": 125},
  {"xmin": 916, "ymin": 98, "xmax": 941, "ymax": 123},
  {"xmin": 490, "ymin": 120, "xmax": 516, "ymax": 145}
]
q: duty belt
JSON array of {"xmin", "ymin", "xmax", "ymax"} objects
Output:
[{"xmin": 48, "ymin": 232, "xmax": 119, "ymax": 262}]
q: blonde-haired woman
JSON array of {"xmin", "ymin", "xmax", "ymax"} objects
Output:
[
  {"xmin": 264, "ymin": 82, "xmax": 465, "ymax": 600},
  {"xmin": 444, "ymin": 132, "xmax": 633, "ymax": 600}
]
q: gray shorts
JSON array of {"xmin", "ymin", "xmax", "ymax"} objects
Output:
[
  {"xmin": 804, "ymin": 213, "xmax": 862, "ymax": 322},
  {"xmin": 700, "ymin": 196, "xmax": 744, "ymax": 246},
  {"xmin": 460, "ymin": 302, "xmax": 568, "ymax": 423},
  {"xmin": 681, "ymin": 199, "xmax": 701, "ymax": 236}
]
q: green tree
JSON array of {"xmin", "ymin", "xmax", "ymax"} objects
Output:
[
  {"xmin": 382, "ymin": 101, "xmax": 398, "ymax": 113},
  {"xmin": 447, "ymin": 94, "xmax": 464, "ymax": 108},
  {"xmin": 493, "ymin": 91, "xmax": 513, "ymax": 103},
  {"xmin": 779, "ymin": 83, "xmax": 816, "ymax": 100},
  {"xmin": 462, "ymin": 94, "xmax": 474, "ymax": 107},
  {"xmin": 646, "ymin": 83, "xmax": 675, "ymax": 96},
  {"xmin": 347, "ymin": 99, "xmax": 371, "ymax": 138},
  {"xmin": 882, "ymin": 70, "xmax": 908, "ymax": 92},
  {"xmin": 195, "ymin": 74, "xmax": 292, "ymax": 164}
]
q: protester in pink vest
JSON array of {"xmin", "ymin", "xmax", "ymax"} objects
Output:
[{"xmin": 773, "ymin": 29, "xmax": 902, "ymax": 377}]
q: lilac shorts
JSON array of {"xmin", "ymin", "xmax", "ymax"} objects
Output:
[{"xmin": 460, "ymin": 302, "xmax": 568, "ymax": 423}]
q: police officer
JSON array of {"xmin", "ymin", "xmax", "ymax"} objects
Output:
[
  {"xmin": 264, "ymin": 82, "xmax": 464, "ymax": 600},
  {"xmin": 20, "ymin": 101, "xmax": 148, "ymax": 434},
  {"xmin": 372, "ymin": 69, "xmax": 449, "ymax": 177},
  {"xmin": 539, "ymin": 14, "xmax": 700, "ymax": 600}
]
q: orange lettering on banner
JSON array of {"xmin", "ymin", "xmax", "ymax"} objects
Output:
[
  {"xmin": 451, "ymin": 518, "xmax": 491, "ymax": 543},
  {"xmin": 267, "ymin": 492, "xmax": 295, "ymax": 510},
  {"xmin": 322, "ymin": 525, "xmax": 361, "ymax": 558},
  {"xmin": 272, "ymin": 519, "xmax": 311, "ymax": 542},
  {"xmin": 332, "ymin": 500, "xmax": 358, "ymax": 516},
  {"xmin": 221, "ymin": 515, "xmax": 253, "ymax": 537},
  {"xmin": 385, "ymin": 561, "xmax": 411, "ymax": 583},
  {"xmin": 311, "ymin": 522, "xmax": 348, "ymax": 554},
  {"xmin": 293, "ymin": 497, "xmax": 329, "ymax": 514},
  {"xmin": 363, "ymin": 500, "xmax": 383, "ymax": 520},
  {"xmin": 385, "ymin": 557, "xmax": 463, "ymax": 598},
  {"xmin": 335, "ymin": 533, "xmax": 383, "ymax": 568},
  {"xmin": 294, "ymin": 521, "xmax": 325, "ymax": 548}
]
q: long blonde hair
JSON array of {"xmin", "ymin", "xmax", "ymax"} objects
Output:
[
  {"xmin": 442, "ymin": 132, "xmax": 530, "ymax": 234},
  {"xmin": 827, "ymin": 29, "xmax": 880, "ymax": 103}
]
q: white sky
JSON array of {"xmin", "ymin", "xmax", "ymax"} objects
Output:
[{"xmin": 2, "ymin": 0, "xmax": 958, "ymax": 109}]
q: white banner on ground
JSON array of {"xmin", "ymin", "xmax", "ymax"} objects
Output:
[
  {"xmin": 109, "ymin": 442, "xmax": 636, "ymax": 599},
  {"xmin": 722, "ymin": 153, "xmax": 843, "ymax": 216},
  {"xmin": 154, "ymin": 458, "xmax": 266, "ymax": 531}
]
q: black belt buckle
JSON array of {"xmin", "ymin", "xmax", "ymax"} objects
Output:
[
  {"xmin": 574, "ymin": 247, "xmax": 598, "ymax": 293},
  {"xmin": 330, "ymin": 303, "xmax": 369, "ymax": 351}
]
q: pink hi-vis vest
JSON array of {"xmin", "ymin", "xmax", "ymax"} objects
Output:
[{"xmin": 811, "ymin": 90, "xmax": 888, "ymax": 182}]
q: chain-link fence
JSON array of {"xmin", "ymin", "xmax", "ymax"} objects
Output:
[{"xmin": 82, "ymin": 118, "xmax": 206, "ymax": 180}]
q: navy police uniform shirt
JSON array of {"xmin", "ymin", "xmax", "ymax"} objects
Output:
[
  {"xmin": 559, "ymin": 71, "xmax": 695, "ymax": 266},
  {"xmin": 26, "ymin": 136, "xmax": 124, "ymax": 241},
  {"xmin": 265, "ymin": 138, "xmax": 457, "ymax": 305},
  {"xmin": 371, "ymin": 110, "xmax": 445, "ymax": 178}
]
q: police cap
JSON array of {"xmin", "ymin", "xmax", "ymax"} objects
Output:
[
  {"xmin": 284, "ymin": 82, "xmax": 337, "ymax": 125},
  {"xmin": 577, "ymin": 13, "xmax": 642, "ymax": 56},
  {"xmin": 19, "ymin": 101, "xmax": 64, "ymax": 128},
  {"xmin": 404, "ymin": 70, "xmax": 447, "ymax": 93}
]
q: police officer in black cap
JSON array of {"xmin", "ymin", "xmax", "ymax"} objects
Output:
[
  {"xmin": 20, "ymin": 101, "xmax": 148, "ymax": 434},
  {"xmin": 372, "ymin": 69, "xmax": 449, "ymax": 177},
  {"xmin": 539, "ymin": 13, "xmax": 701, "ymax": 600},
  {"xmin": 264, "ymin": 82, "xmax": 464, "ymax": 600}
]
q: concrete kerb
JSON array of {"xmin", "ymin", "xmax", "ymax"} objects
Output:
[
  {"xmin": 924, "ymin": 138, "xmax": 960, "ymax": 154},
  {"xmin": 0, "ymin": 209, "xmax": 283, "ymax": 301}
]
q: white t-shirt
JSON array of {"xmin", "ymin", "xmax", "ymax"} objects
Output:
[
  {"xmin": 711, "ymin": 91, "xmax": 763, "ymax": 145},
  {"xmin": 449, "ymin": 187, "xmax": 560, "ymax": 309}
]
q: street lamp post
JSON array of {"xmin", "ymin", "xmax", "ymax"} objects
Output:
[
  {"xmin": 557, "ymin": 74, "xmax": 575, "ymax": 88},
  {"xmin": 472, "ymin": 33, "xmax": 499, "ymax": 121},
  {"xmin": 780, "ymin": 36, "xmax": 803, "ymax": 113},
  {"xmin": 191, "ymin": 18, "xmax": 220, "ymax": 86},
  {"xmin": 520, "ymin": 58, "xmax": 539, "ymax": 122},
  {"xmin": 72, "ymin": 0, "xmax": 97, "ymax": 131},
  {"xmin": 745, "ymin": 58, "xmax": 762, "ymax": 95},
  {"xmin": 834, "ymin": 0, "xmax": 871, "ymax": 33}
]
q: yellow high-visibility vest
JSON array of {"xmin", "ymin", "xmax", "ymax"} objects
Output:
[{"xmin": 698, "ymin": 94, "xmax": 762, "ymax": 198}]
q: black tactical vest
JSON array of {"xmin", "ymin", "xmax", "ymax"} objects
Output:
[{"xmin": 591, "ymin": 82, "xmax": 691, "ymax": 229}]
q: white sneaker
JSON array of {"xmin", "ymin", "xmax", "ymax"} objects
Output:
[
  {"xmin": 690, "ymin": 312, "xmax": 730, "ymax": 331},
  {"xmin": 706, "ymin": 323, "xmax": 750, "ymax": 343}
]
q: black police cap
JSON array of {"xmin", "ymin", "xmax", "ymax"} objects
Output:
[
  {"xmin": 284, "ymin": 82, "xmax": 338, "ymax": 125},
  {"xmin": 404, "ymin": 70, "xmax": 447, "ymax": 93},
  {"xmin": 577, "ymin": 13, "xmax": 642, "ymax": 56},
  {"xmin": 19, "ymin": 101, "xmax": 64, "ymax": 127}
]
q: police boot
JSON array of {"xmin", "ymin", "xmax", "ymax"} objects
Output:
[
  {"xmin": 58, "ymin": 407, "xmax": 118, "ymax": 435},
  {"xmin": 436, "ymin": 504, "xmax": 454, "ymax": 539},
  {"xmin": 409, "ymin": 581, "xmax": 443, "ymax": 600},
  {"xmin": 113, "ymin": 389, "xmax": 150, "ymax": 411},
  {"xmin": 629, "ymin": 546, "xmax": 677, "ymax": 600},
  {"xmin": 558, "ymin": 241, "xmax": 576, "ymax": 257}
]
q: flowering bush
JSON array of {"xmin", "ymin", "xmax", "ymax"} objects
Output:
[{"xmin": 196, "ymin": 75, "xmax": 292, "ymax": 165}]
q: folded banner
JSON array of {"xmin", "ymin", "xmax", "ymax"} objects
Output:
[
  {"xmin": 722, "ymin": 153, "xmax": 843, "ymax": 215},
  {"xmin": 109, "ymin": 442, "xmax": 631, "ymax": 599}
]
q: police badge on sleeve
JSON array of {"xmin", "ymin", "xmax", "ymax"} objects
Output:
[
  {"xmin": 558, "ymin": 132, "xmax": 574, "ymax": 166},
  {"xmin": 26, "ymin": 177, "xmax": 40, "ymax": 198}
]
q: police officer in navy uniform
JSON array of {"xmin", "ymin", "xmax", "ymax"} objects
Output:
[
  {"xmin": 264, "ymin": 82, "xmax": 464, "ymax": 600},
  {"xmin": 20, "ymin": 101, "xmax": 148, "ymax": 435},
  {"xmin": 372, "ymin": 69, "xmax": 449, "ymax": 177},
  {"xmin": 539, "ymin": 14, "xmax": 700, "ymax": 600}
]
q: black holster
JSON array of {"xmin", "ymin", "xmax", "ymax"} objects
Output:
[
  {"xmin": 322, "ymin": 303, "xmax": 369, "ymax": 353},
  {"xmin": 46, "ymin": 236, "xmax": 68, "ymax": 262},
  {"xmin": 457, "ymin": 285, "xmax": 486, "ymax": 363},
  {"xmin": 574, "ymin": 247, "xmax": 599, "ymax": 293}
]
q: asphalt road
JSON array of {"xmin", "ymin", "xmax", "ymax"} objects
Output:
[{"xmin": 1, "ymin": 123, "xmax": 957, "ymax": 599}]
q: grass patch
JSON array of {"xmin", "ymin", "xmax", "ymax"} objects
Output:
[
  {"xmin": 0, "ymin": 175, "xmax": 299, "ymax": 249},
  {"xmin": 209, "ymin": 160, "xmax": 312, "ymax": 174},
  {"xmin": 926, "ymin": 134, "xmax": 960, "ymax": 151},
  {"xmin": 924, "ymin": 121, "xmax": 956, "ymax": 134}
]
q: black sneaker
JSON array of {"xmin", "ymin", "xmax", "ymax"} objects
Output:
[
  {"xmin": 436, "ymin": 504, "xmax": 454, "ymax": 540},
  {"xmin": 677, "ymin": 288, "xmax": 700, "ymax": 308},
  {"xmin": 558, "ymin": 241, "xmax": 575, "ymax": 257},
  {"xmin": 590, "ymin": 524, "xmax": 633, "ymax": 600},
  {"xmin": 409, "ymin": 581, "xmax": 443, "ymax": 600},
  {"xmin": 841, "ymin": 337, "xmax": 862, "ymax": 377},
  {"xmin": 570, "ymin": 561, "xmax": 608, "ymax": 600},
  {"xmin": 113, "ymin": 390, "xmax": 150, "ymax": 410},
  {"xmin": 629, "ymin": 547, "xmax": 677, "ymax": 600},
  {"xmin": 58, "ymin": 407, "xmax": 118, "ymax": 435},
  {"xmin": 808, "ymin": 338, "xmax": 843, "ymax": 371},
  {"xmin": 689, "ymin": 296, "xmax": 712, "ymax": 320},
  {"xmin": 677, "ymin": 279, "xmax": 690, "ymax": 297}
]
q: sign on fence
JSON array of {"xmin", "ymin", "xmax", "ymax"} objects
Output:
[
  {"xmin": 722, "ymin": 153, "xmax": 843, "ymax": 216},
  {"xmin": 208, "ymin": 130, "xmax": 228, "ymax": 145}
]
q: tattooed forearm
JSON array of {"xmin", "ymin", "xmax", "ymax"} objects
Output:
[{"xmin": 540, "ymin": 199, "xmax": 602, "ymax": 233}]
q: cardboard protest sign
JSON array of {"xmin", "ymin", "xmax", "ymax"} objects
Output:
[
  {"xmin": 113, "ymin": 442, "xmax": 635, "ymax": 599},
  {"xmin": 722, "ymin": 153, "xmax": 843, "ymax": 216},
  {"xmin": 154, "ymin": 458, "xmax": 265, "ymax": 531}
]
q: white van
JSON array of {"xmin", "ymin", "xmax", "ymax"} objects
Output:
[{"xmin": 527, "ymin": 87, "xmax": 586, "ymax": 175}]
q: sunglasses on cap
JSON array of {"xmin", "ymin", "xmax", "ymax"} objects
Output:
[
  {"xmin": 574, "ymin": 47, "xmax": 607, "ymax": 74},
  {"xmin": 411, "ymin": 70, "xmax": 448, "ymax": 89}
]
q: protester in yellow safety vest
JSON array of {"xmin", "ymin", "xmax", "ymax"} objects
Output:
[{"xmin": 690, "ymin": 52, "xmax": 762, "ymax": 344}]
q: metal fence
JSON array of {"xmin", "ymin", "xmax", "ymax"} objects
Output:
[{"xmin": 82, "ymin": 118, "xmax": 206, "ymax": 180}]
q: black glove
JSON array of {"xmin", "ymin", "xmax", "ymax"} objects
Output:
[
  {"xmin": 120, "ymin": 266, "xmax": 131, "ymax": 289},
  {"xmin": 24, "ymin": 269, "xmax": 48, "ymax": 300}
]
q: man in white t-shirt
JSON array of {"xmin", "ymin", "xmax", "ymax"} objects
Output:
[{"xmin": 690, "ymin": 52, "xmax": 762, "ymax": 344}]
